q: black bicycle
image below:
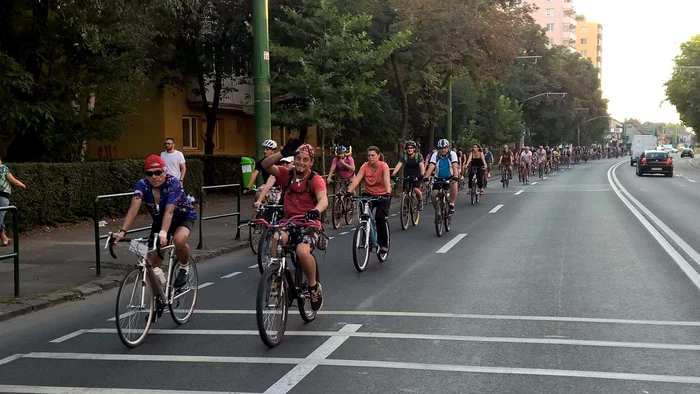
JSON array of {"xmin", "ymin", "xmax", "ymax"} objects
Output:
[
  {"xmin": 469, "ymin": 167, "xmax": 481, "ymax": 205},
  {"xmin": 399, "ymin": 176, "xmax": 421, "ymax": 230},
  {"xmin": 330, "ymin": 179, "xmax": 355, "ymax": 229},
  {"xmin": 432, "ymin": 179, "xmax": 452, "ymax": 237},
  {"xmin": 501, "ymin": 164, "xmax": 510, "ymax": 188}
]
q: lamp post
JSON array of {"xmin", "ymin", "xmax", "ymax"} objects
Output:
[
  {"xmin": 253, "ymin": 0, "xmax": 271, "ymax": 161},
  {"xmin": 579, "ymin": 115, "xmax": 612, "ymax": 147},
  {"xmin": 520, "ymin": 92, "xmax": 567, "ymax": 146}
]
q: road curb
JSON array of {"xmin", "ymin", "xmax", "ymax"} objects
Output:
[{"xmin": 0, "ymin": 240, "xmax": 248, "ymax": 322}]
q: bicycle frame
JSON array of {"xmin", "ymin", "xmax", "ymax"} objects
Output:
[{"xmin": 357, "ymin": 197, "xmax": 379, "ymax": 248}]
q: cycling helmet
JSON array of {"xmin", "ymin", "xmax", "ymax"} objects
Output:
[
  {"xmin": 262, "ymin": 139, "xmax": 277, "ymax": 149},
  {"xmin": 405, "ymin": 140, "xmax": 417, "ymax": 149},
  {"xmin": 436, "ymin": 139, "xmax": 450, "ymax": 148},
  {"xmin": 335, "ymin": 145, "xmax": 347, "ymax": 155}
]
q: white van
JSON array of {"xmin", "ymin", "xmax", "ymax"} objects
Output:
[{"xmin": 630, "ymin": 135, "xmax": 657, "ymax": 166}]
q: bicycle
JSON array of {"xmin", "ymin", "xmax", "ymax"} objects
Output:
[
  {"xmin": 432, "ymin": 179, "xmax": 452, "ymax": 237},
  {"xmin": 351, "ymin": 195, "xmax": 392, "ymax": 272},
  {"xmin": 422, "ymin": 177, "xmax": 433, "ymax": 206},
  {"xmin": 254, "ymin": 215, "xmax": 322, "ymax": 347},
  {"xmin": 399, "ymin": 176, "xmax": 421, "ymax": 230},
  {"xmin": 106, "ymin": 233, "xmax": 198, "ymax": 348},
  {"xmin": 330, "ymin": 179, "xmax": 355, "ymax": 229},
  {"xmin": 469, "ymin": 167, "xmax": 481, "ymax": 205},
  {"xmin": 501, "ymin": 164, "xmax": 510, "ymax": 188},
  {"xmin": 255, "ymin": 203, "xmax": 286, "ymax": 273}
]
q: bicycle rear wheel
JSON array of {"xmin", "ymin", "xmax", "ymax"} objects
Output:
[
  {"xmin": 470, "ymin": 183, "xmax": 476, "ymax": 205},
  {"xmin": 378, "ymin": 221, "xmax": 390, "ymax": 262},
  {"xmin": 444, "ymin": 205, "xmax": 451, "ymax": 233},
  {"xmin": 344, "ymin": 197, "xmax": 355, "ymax": 225},
  {"xmin": 169, "ymin": 256, "xmax": 199, "ymax": 325},
  {"xmin": 115, "ymin": 267, "xmax": 154, "ymax": 348},
  {"xmin": 352, "ymin": 222, "xmax": 371, "ymax": 272},
  {"xmin": 400, "ymin": 193, "xmax": 410, "ymax": 230},
  {"xmin": 256, "ymin": 264, "xmax": 288, "ymax": 347},
  {"xmin": 435, "ymin": 200, "xmax": 444, "ymax": 237},
  {"xmin": 249, "ymin": 221, "xmax": 263, "ymax": 255},
  {"xmin": 332, "ymin": 197, "xmax": 342, "ymax": 229},
  {"xmin": 411, "ymin": 194, "xmax": 420, "ymax": 226},
  {"xmin": 297, "ymin": 255, "xmax": 319, "ymax": 322}
]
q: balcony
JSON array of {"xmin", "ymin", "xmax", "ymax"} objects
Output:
[
  {"xmin": 564, "ymin": 16, "xmax": 577, "ymax": 28},
  {"xmin": 187, "ymin": 76, "xmax": 253, "ymax": 111},
  {"xmin": 563, "ymin": 1, "xmax": 575, "ymax": 16},
  {"xmin": 562, "ymin": 30, "xmax": 577, "ymax": 45}
]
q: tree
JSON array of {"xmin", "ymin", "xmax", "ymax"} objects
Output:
[
  {"xmin": 665, "ymin": 35, "xmax": 700, "ymax": 133},
  {"xmin": 159, "ymin": 0, "xmax": 252, "ymax": 154},
  {"xmin": 0, "ymin": 0, "xmax": 161, "ymax": 161}
]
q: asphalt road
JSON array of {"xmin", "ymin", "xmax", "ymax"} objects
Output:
[{"xmin": 2, "ymin": 158, "xmax": 700, "ymax": 393}]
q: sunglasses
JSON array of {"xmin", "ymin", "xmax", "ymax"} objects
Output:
[{"xmin": 145, "ymin": 170, "xmax": 164, "ymax": 177}]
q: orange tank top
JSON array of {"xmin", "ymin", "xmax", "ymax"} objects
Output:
[{"xmin": 361, "ymin": 162, "xmax": 389, "ymax": 195}]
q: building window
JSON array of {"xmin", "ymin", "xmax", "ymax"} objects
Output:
[
  {"xmin": 182, "ymin": 116, "xmax": 198, "ymax": 149},
  {"xmin": 580, "ymin": 50, "xmax": 587, "ymax": 56},
  {"xmin": 598, "ymin": 26, "xmax": 603, "ymax": 34},
  {"xmin": 581, "ymin": 27, "xmax": 588, "ymax": 34},
  {"xmin": 598, "ymin": 39, "xmax": 602, "ymax": 45},
  {"xmin": 581, "ymin": 38, "xmax": 587, "ymax": 45},
  {"xmin": 597, "ymin": 51, "xmax": 602, "ymax": 57},
  {"xmin": 546, "ymin": 23, "xmax": 555, "ymax": 31},
  {"xmin": 597, "ymin": 61, "xmax": 602, "ymax": 68},
  {"xmin": 546, "ymin": 8, "xmax": 554, "ymax": 16}
]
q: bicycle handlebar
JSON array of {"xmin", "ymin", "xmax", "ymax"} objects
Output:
[
  {"xmin": 349, "ymin": 194, "xmax": 392, "ymax": 201},
  {"xmin": 105, "ymin": 232, "xmax": 165, "ymax": 260},
  {"xmin": 251, "ymin": 214, "xmax": 322, "ymax": 229}
]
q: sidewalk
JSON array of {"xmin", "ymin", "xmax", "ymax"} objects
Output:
[{"xmin": 0, "ymin": 194, "xmax": 258, "ymax": 319}]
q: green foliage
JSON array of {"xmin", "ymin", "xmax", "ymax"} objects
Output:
[
  {"xmin": 186, "ymin": 154, "xmax": 242, "ymax": 187},
  {"xmin": 3, "ymin": 159, "xmax": 203, "ymax": 230},
  {"xmin": 666, "ymin": 35, "xmax": 700, "ymax": 133}
]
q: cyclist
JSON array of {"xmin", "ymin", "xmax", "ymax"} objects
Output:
[
  {"xmin": 326, "ymin": 145, "xmax": 355, "ymax": 193},
  {"xmin": 554, "ymin": 148, "xmax": 561, "ymax": 169},
  {"xmin": 465, "ymin": 144, "xmax": 487, "ymax": 195},
  {"xmin": 545, "ymin": 146, "xmax": 552, "ymax": 172},
  {"xmin": 392, "ymin": 140, "xmax": 425, "ymax": 209},
  {"xmin": 520, "ymin": 146, "xmax": 533, "ymax": 180},
  {"xmin": 113, "ymin": 155, "xmax": 196, "ymax": 288},
  {"xmin": 253, "ymin": 157, "xmax": 293, "ymax": 209},
  {"xmin": 347, "ymin": 146, "xmax": 392, "ymax": 254},
  {"xmin": 484, "ymin": 146, "xmax": 494, "ymax": 187},
  {"xmin": 499, "ymin": 145, "xmax": 514, "ymax": 180},
  {"xmin": 425, "ymin": 148, "xmax": 437, "ymax": 167},
  {"xmin": 535, "ymin": 145, "xmax": 546, "ymax": 174},
  {"xmin": 425, "ymin": 139, "xmax": 459, "ymax": 214},
  {"xmin": 262, "ymin": 140, "xmax": 328, "ymax": 311},
  {"xmin": 246, "ymin": 139, "xmax": 278, "ymax": 197}
]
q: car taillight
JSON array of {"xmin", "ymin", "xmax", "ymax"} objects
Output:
[
  {"xmin": 641, "ymin": 157, "xmax": 647, "ymax": 165},
  {"xmin": 666, "ymin": 157, "xmax": 672, "ymax": 165}
]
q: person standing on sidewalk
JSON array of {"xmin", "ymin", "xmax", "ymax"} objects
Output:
[
  {"xmin": 161, "ymin": 138, "xmax": 187, "ymax": 182},
  {"xmin": 0, "ymin": 156, "xmax": 26, "ymax": 246}
]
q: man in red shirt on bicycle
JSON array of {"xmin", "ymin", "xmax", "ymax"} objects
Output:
[{"xmin": 262, "ymin": 136, "xmax": 328, "ymax": 311}]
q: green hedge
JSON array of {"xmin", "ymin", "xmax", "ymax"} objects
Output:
[
  {"xmin": 4, "ymin": 159, "xmax": 203, "ymax": 230},
  {"xmin": 186, "ymin": 154, "xmax": 243, "ymax": 187}
]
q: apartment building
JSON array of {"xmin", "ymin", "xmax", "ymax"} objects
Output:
[
  {"xmin": 575, "ymin": 14, "xmax": 603, "ymax": 80},
  {"xmin": 526, "ymin": 0, "xmax": 577, "ymax": 52}
]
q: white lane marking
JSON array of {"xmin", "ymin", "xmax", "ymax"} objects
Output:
[
  {"xmin": 390, "ymin": 213, "xmax": 397, "ymax": 217},
  {"xmin": 264, "ymin": 324, "xmax": 362, "ymax": 394},
  {"xmin": 609, "ymin": 163, "xmax": 700, "ymax": 291},
  {"xmin": 613, "ymin": 163, "xmax": 700, "ymax": 269},
  {"xmin": 50, "ymin": 330, "xmax": 88, "ymax": 343},
  {"xmin": 0, "ymin": 385, "xmax": 256, "ymax": 394},
  {"xmin": 689, "ymin": 179, "xmax": 697, "ymax": 183},
  {"xmin": 489, "ymin": 205, "xmax": 504, "ymax": 214},
  {"xmin": 531, "ymin": 182, "xmax": 538, "ymax": 185},
  {"xmin": 681, "ymin": 184, "xmax": 687, "ymax": 188},
  {"xmin": 543, "ymin": 177, "xmax": 548, "ymax": 180},
  {"xmin": 0, "ymin": 354, "xmax": 23, "ymax": 366},
  {"xmin": 221, "ymin": 271, "xmax": 242, "ymax": 279},
  {"xmin": 84, "ymin": 328, "xmax": 700, "ymax": 351},
  {"xmin": 436, "ymin": 234, "xmax": 468, "ymax": 254},
  {"xmin": 339, "ymin": 231, "xmax": 349, "ymax": 235},
  {"xmin": 514, "ymin": 190, "xmax": 524, "ymax": 195},
  {"xmin": 197, "ymin": 282, "xmax": 214, "ymax": 290},
  {"xmin": 329, "ymin": 237, "xmax": 335, "ymax": 240},
  {"xmin": 248, "ymin": 264, "xmax": 258, "ymax": 269},
  {"xmin": 188, "ymin": 309, "xmax": 700, "ymax": 327},
  {"xmin": 21, "ymin": 353, "xmax": 700, "ymax": 385},
  {"xmin": 551, "ymin": 172, "xmax": 557, "ymax": 175}
]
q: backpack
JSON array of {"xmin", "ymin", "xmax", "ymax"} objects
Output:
[
  {"xmin": 435, "ymin": 154, "xmax": 452, "ymax": 179},
  {"xmin": 279, "ymin": 169, "xmax": 326, "ymax": 222}
]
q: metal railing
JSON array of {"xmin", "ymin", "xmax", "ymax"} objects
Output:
[
  {"xmin": 197, "ymin": 184, "xmax": 242, "ymax": 249},
  {"xmin": 93, "ymin": 192, "xmax": 150, "ymax": 276},
  {"xmin": 0, "ymin": 206, "xmax": 20, "ymax": 297}
]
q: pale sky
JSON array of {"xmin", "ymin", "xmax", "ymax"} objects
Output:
[{"xmin": 575, "ymin": 0, "xmax": 700, "ymax": 124}]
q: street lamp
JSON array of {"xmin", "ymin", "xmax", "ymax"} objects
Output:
[
  {"xmin": 522, "ymin": 92, "xmax": 567, "ymax": 103},
  {"xmin": 578, "ymin": 115, "xmax": 611, "ymax": 147}
]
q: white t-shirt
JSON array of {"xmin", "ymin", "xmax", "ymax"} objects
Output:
[
  {"xmin": 520, "ymin": 151, "xmax": 532, "ymax": 163},
  {"xmin": 161, "ymin": 150, "xmax": 186, "ymax": 179}
]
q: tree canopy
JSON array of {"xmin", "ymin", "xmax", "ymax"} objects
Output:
[{"xmin": 666, "ymin": 35, "xmax": 700, "ymax": 134}]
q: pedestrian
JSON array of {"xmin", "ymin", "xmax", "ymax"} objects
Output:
[
  {"xmin": 160, "ymin": 137, "xmax": 187, "ymax": 181},
  {"xmin": 0, "ymin": 156, "xmax": 26, "ymax": 246}
]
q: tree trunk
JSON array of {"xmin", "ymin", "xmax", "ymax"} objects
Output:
[
  {"xmin": 320, "ymin": 126, "xmax": 327, "ymax": 175},
  {"xmin": 390, "ymin": 53, "xmax": 409, "ymax": 157}
]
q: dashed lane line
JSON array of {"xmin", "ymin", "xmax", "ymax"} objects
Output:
[
  {"xmin": 489, "ymin": 205, "xmax": 504, "ymax": 214},
  {"xmin": 221, "ymin": 271, "xmax": 242, "ymax": 279}
]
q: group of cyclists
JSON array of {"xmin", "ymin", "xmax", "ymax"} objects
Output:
[{"xmin": 114, "ymin": 132, "xmax": 608, "ymax": 321}]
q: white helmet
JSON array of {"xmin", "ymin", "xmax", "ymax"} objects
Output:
[
  {"xmin": 262, "ymin": 139, "xmax": 277, "ymax": 149},
  {"xmin": 436, "ymin": 139, "xmax": 450, "ymax": 148}
]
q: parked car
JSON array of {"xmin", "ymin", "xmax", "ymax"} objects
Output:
[
  {"xmin": 681, "ymin": 148, "xmax": 695, "ymax": 158},
  {"xmin": 636, "ymin": 150, "xmax": 673, "ymax": 177}
]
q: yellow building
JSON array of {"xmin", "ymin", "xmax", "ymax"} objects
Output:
[
  {"xmin": 87, "ymin": 79, "xmax": 318, "ymax": 160},
  {"xmin": 575, "ymin": 15, "xmax": 603, "ymax": 80}
]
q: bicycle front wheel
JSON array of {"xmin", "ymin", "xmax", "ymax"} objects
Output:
[
  {"xmin": 344, "ymin": 197, "xmax": 355, "ymax": 225},
  {"xmin": 249, "ymin": 221, "xmax": 263, "ymax": 255},
  {"xmin": 435, "ymin": 200, "xmax": 444, "ymax": 237},
  {"xmin": 332, "ymin": 197, "xmax": 342, "ymax": 229},
  {"xmin": 411, "ymin": 194, "xmax": 420, "ymax": 226},
  {"xmin": 115, "ymin": 267, "xmax": 154, "ymax": 348},
  {"xmin": 297, "ymin": 255, "xmax": 319, "ymax": 322},
  {"xmin": 256, "ymin": 264, "xmax": 288, "ymax": 347},
  {"xmin": 352, "ymin": 223, "xmax": 371, "ymax": 272},
  {"xmin": 400, "ymin": 194, "xmax": 410, "ymax": 230},
  {"xmin": 169, "ymin": 256, "xmax": 199, "ymax": 325},
  {"xmin": 257, "ymin": 227, "xmax": 273, "ymax": 274}
]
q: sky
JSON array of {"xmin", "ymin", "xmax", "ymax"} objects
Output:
[{"xmin": 574, "ymin": 0, "xmax": 700, "ymax": 124}]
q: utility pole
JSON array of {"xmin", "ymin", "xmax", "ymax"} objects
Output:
[
  {"xmin": 446, "ymin": 82, "xmax": 453, "ymax": 142},
  {"xmin": 253, "ymin": 0, "xmax": 272, "ymax": 162}
]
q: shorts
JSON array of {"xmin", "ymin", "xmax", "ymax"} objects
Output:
[
  {"xmin": 403, "ymin": 177, "xmax": 421, "ymax": 190},
  {"xmin": 288, "ymin": 225, "xmax": 326, "ymax": 251},
  {"xmin": 151, "ymin": 216, "xmax": 195, "ymax": 237}
]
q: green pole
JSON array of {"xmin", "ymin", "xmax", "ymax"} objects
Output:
[
  {"xmin": 446, "ymin": 80, "xmax": 453, "ymax": 143},
  {"xmin": 253, "ymin": 0, "xmax": 272, "ymax": 162}
]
